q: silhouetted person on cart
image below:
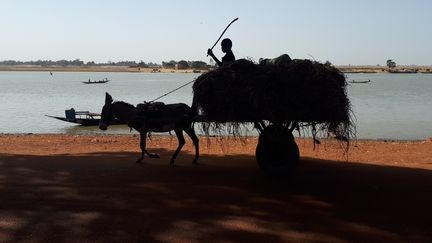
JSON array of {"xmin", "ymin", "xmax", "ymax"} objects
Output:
[{"xmin": 207, "ymin": 38, "xmax": 235, "ymax": 67}]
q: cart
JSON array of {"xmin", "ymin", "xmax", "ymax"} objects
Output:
[{"xmin": 192, "ymin": 59, "xmax": 352, "ymax": 176}]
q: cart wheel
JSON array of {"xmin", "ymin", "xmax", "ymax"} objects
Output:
[{"xmin": 256, "ymin": 124, "xmax": 299, "ymax": 177}]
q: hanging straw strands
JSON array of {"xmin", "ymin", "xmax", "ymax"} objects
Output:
[{"xmin": 192, "ymin": 58, "xmax": 355, "ymax": 143}]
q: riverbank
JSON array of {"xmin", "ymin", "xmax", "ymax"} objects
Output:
[
  {"xmin": 1, "ymin": 65, "xmax": 432, "ymax": 74},
  {"xmin": 0, "ymin": 65, "xmax": 203, "ymax": 73},
  {"xmin": 1, "ymin": 134, "xmax": 431, "ymax": 169},
  {"xmin": 1, "ymin": 134, "xmax": 431, "ymax": 241},
  {"xmin": 336, "ymin": 65, "xmax": 432, "ymax": 73}
]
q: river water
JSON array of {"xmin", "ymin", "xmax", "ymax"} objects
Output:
[{"xmin": 0, "ymin": 71, "xmax": 431, "ymax": 140}]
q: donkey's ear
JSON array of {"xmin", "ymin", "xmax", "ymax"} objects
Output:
[{"xmin": 105, "ymin": 92, "xmax": 113, "ymax": 104}]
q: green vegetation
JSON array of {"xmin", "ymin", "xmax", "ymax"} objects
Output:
[
  {"xmin": 162, "ymin": 60, "xmax": 209, "ymax": 69},
  {"xmin": 0, "ymin": 59, "xmax": 210, "ymax": 69},
  {"xmin": 386, "ymin": 59, "xmax": 396, "ymax": 69}
]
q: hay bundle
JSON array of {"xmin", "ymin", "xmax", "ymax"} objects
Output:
[{"xmin": 192, "ymin": 59, "xmax": 354, "ymax": 140}]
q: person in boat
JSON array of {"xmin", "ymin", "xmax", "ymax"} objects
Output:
[{"xmin": 207, "ymin": 38, "xmax": 235, "ymax": 67}]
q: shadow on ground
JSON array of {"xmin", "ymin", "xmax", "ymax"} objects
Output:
[{"xmin": 0, "ymin": 149, "xmax": 431, "ymax": 242}]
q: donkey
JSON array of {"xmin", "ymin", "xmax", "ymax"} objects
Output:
[{"xmin": 99, "ymin": 92, "xmax": 199, "ymax": 164}]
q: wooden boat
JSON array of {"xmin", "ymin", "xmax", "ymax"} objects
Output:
[
  {"xmin": 46, "ymin": 108, "xmax": 125, "ymax": 126},
  {"xmin": 82, "ymin": 78, "xmax": 109, "ymax": 84},
  {"xmin": 349, "ymin": 79, "xmax": 371, "ymax": 84}
]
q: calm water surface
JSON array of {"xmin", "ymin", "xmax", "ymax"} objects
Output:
[{"xmin": 1, "ymin": 71, "xmax": 431, "ymax": 140}]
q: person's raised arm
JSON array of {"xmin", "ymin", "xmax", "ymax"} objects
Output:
[{"xmin": 207, "ymin": 49, "xmax": 222, "ymax": 67}]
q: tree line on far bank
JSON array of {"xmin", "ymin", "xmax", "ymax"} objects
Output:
[{"xmin": 0, "ymin": 59, "xmax": 211, "ymax": 70}]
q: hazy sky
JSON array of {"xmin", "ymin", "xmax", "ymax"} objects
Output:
[{"xmin": 1, "ymin": 0, "xmax": 431, "ymax": 65}]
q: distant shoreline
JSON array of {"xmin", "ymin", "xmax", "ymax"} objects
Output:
[
  {"xmin": 337, "ymin": 65, "xmax": 432, "ymax": 74},
  {"xmin": 0, "ymin": 65, "xmax": 204, "ymax": 73},
  {"xmin": 1, "ymin": 65, "xmax": 432, "ymax": 74}
]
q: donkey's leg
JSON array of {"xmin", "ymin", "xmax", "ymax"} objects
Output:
[
  {"xmin": 137, "ymin": 132, "xmax": 146, "ymax": 163},
  {"xmin": 171, "ymin": 128, "xmax": 186, "ymax": 164},
  {"xmin": 143, "ymin": 133, "xmax": 160, "ymax": 159},
  {"xmin": 184, "ymin": 125, "xmax": 199, "ymax": 164},
  {"xmin": 138, "ymin": 132, "xmax": 159, "ymax": 163}
]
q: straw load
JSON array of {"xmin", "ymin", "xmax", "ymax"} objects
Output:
[{"xmin": 192, "ymin": 57, "xmax": 354, "ymax": 140}]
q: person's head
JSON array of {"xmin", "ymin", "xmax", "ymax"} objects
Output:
[{"xmin": 221, "ymin": 38, "xmax": 232, "ymax": 53}]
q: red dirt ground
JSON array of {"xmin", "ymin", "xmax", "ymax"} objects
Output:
[{"xmin": 0, "ymin": 134, "xmax": 431, "ymax": 242}]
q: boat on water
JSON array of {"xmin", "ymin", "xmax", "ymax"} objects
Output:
[
  {"xmin": 82, "ymin": 78, "xmax": 109, "ymax": 84},
  {"xmin": 46, "ymin": 108, "xmax": 125, "ymax": 126},
  {"xmin": 349, "ymin": 79, "xmax": 371, "ymax": 84}
]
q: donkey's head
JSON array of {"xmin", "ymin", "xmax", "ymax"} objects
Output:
[{"xmin": 99, "ymin": 92, "xmax": 114, "ymax": 130}]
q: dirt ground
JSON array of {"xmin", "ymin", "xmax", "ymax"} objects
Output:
[{"xmin": 0, "ymin": 134, "xmax": 431, "ymax": 242}]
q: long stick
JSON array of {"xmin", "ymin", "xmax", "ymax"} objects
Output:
[
  {"xmin": 151, "ymin": 18, "xmax": 240, "ymax": 103},
  {"xmin": 209, "ymin": 17, "xmax": 239, "ymax": 52}
]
